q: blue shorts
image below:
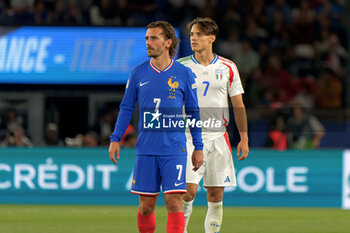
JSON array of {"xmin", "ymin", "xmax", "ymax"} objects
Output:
[{"xmin": 131, "ymin": 155, "xmax": 187, "ymax": 196}]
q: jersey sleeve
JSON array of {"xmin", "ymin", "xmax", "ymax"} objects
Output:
[
  {"xmin": 110, "ymin": 68, "xmax": 138, "ymax": 142},
  {"xmin": 227, "ymin": 62, "xmax": 244, "ymax": 97},
  {"xmin": 184, "ymin": 68, "xmax": 203, "ymax": 150}
]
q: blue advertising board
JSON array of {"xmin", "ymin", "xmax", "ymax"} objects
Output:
[
  {"xmin": 0, "ymin": 27, "xmax": 179, "ymax": 85},
  {"xmin": 0, "ymin": 148, "xmax": 348, "ymax": 208},
  {"xmin": 0, "ymin": 148, "xmax": 138, "ymax": 204}
]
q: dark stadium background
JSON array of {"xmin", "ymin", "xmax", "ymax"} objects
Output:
[{"xmin": 0, "ymin": 0, "xmax": 349, "ymax": 149}]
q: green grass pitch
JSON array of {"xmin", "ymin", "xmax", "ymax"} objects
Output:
[{"xmin": 1, "ymin": 205, "xmax": 350, "ymax": 233}]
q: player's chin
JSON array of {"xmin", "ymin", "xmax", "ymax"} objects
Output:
[
  {"xmin": 191, "ymin": 47, "xmax": 200, "ymax": 52},
  {"xmin": 147, "ymin": 51, "xmax": 156, "ymax": 57},
  {"xmin": 148, "ymin": 54, "xmax": 159, "ymax": 58}
]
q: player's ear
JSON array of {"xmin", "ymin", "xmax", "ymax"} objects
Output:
[
  {"xmin": 209, "ymin": 34, "xmax": 216, "ymax": 43},
  {"xmin": 165, "ymin": 38, "xmax": 172, "ymax": 49}
]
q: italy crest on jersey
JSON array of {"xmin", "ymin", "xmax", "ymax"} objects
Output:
[{"xmin": 215, "ymin": 69, "xmax": 223, "ymax": 80}]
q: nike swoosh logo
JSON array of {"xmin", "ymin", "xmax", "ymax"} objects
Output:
[
  {"xmin": 174, "ymin": 182, "xmax": 184, "ymax": 187},
  {"xmin": 140, "ymin": 81, "xmax": 150, "ymax": 87}
]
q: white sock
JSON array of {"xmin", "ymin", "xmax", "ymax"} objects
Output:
[
  {"xmin": 183, "ymin": 199, "xmax": 194, "ymax": 233},
  {"xmin": 204, "ymin": 201, "xmax": 223, "ymax": 233}
]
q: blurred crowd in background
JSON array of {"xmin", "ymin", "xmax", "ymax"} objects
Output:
[
  {"xmin": 0, "ymin": 0, "xmax": 348, "ymax": 149},
  {"xmin": 0, "ymin": 0, "xmax": 347, "ymax": 108},
  {"xmin": 0, "ymin": 107, "xmax": 138, "ymax": 148}
]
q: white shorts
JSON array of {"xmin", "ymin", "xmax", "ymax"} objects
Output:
[{"xmin": 186, "ymin": 132, "xmax": 236, "ymax": 187}]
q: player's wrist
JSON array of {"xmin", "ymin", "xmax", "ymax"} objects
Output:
[{"xmin": 240, "ymin": 134, "xmax": 249, "ymax": 142}]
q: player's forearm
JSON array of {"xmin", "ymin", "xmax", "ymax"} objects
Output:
[
  {"xmin": 233, "ymin": 106, "xmax": 248, "ymax": 141},
  {"xmin": 192, "ymin": 137, "xmax": 204, "ymax": 150},
  {"xmin": 185, "ymin": 84, "xmax": 203, "ymax": 150},
  {"xmin": 231, "ymin": 95, "xmax": 248, "ymax": 141},
  {"xmin": 192, "ymin": 135, "xmax": 204, "ymax": 150},
  {"xmin": 188, "ymin": 123, "xmax": 204, "ymax": 150},
  {"xmin": 110, "ymin": 106, "xmax": 134, "ymax": 142},
  {"xmin": 185, "ymin": 107, "xmax": 204, "ymax": 150}
]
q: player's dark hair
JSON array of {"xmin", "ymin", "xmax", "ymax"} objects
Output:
[
  {"xmin": 147, "ymin": 21, "xmax": 179, "ymax": 57},
  {"xmin": 187, "ymin": 17, "xmax": 219, "ymax": 36}
]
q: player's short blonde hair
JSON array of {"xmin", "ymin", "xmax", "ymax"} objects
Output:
[
  {"xmin": 187, "ymin": 17, "xmax": 219, "ymax": 36},
  {"xmin": 147, "ymin": 21, "xmax": 179, "ymax": 57}
]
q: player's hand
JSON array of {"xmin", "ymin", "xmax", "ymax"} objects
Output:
[
  {"xmin": 109, "ymin": 141, "xmax": 120, "ymax": 164},
  {"xmin": 191, "ymin": 150, "xmax": 203, "ymax": 171},
  {"xmin": 237, "ymin": 139, "xmax": 249, "ymax": 161}
]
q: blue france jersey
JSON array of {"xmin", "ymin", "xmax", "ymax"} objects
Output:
[{"xmin": 110, "ymin": 59, "xmax": 203, "ymax": 156}]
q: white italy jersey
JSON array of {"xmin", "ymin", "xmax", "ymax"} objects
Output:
[{"xmin": 178, "ymin": 54, "xmax": 244, "ymax": 141}]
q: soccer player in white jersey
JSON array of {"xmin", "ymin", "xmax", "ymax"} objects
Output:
[{"xmin": 177, "ymin": 17, "xmax": 249, "ymax": 233}]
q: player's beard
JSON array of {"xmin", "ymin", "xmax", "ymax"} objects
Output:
[
  {"xmin": 148, "ymin": 49, "xmax": 164, "ymax": 58},
  {"xmin": 147, "ymin": 42, "xmax": 166, "ymax": 58},
  {"xmin": 147, "ymin": 47, "xmax": 158, "ymax": 58}
]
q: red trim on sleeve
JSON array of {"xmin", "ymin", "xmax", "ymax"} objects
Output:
[
  {"xmin": 222, "ymin": 63, "xmax": 234, "ymax": 87},
  {"xmin": 218, "ymin": 56, "xmax": 234, "ymax": 64}
]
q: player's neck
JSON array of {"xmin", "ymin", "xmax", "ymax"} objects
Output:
[
  {"xmin": 151, "ymin": 56, "xmax": 172, "ymax": 71},
  {"xmin": 194, "ymin": 50, "xmax": 215, "ymax": 66}
]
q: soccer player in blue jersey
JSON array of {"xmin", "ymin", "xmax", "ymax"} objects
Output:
[{"xmin": 108, "ymin": 21, "xmax": 204, "ymax": 233}]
